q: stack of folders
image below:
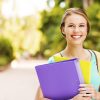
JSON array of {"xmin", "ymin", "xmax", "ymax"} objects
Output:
[
  {"xmin": 54, "ymin": 56, "xmax": 91, "ymax": 84},
  {"xmin": 35, "ymin": 58, "xmax": 87, "ymax": 100}
]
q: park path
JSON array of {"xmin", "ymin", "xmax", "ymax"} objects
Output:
[{"xmin": 0, "ymin": 59, "xmax": 47, "ymax": 100}]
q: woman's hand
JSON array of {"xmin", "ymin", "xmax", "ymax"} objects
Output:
[
  {"xmin": 78, "ymin": 84, "xmax": 98, "ymax": 99},
  {"xmin": 73, "ymin": 94, "xmax": 91, "ymax": 100}
]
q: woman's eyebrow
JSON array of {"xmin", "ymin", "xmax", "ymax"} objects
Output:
[
  {"xmin": 67, "ymin": 23, "xmax": 86, "ymax": 25},
  {"xmin": 79, "ymin": 23, "xmax": 86, "ymax": 24},
  {"xmin": 68, "ymin": 23, "xmax": 74, "ymax": 25}
]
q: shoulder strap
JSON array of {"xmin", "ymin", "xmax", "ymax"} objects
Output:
[
  {"xmin": 91, "ymin": 50, "xmax": 99, "ymax": 71},
  {"xmin": 60, "ymin": 52, "xmax": 63, "ymax": 57},
  {"xmin": 90, "ymin": 50, "xmax": 100, "ymax": 92}
]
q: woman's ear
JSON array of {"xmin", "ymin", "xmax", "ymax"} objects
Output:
[
  {"xmin": 61, "ymin": 27, "xmax": 64, "ymax": 34},
  {"xmin": 61, "ymin": 27, "xmax": 66, "ymax": 37}
]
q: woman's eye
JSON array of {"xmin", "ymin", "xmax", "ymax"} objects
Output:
[
  {"xmin": 68, "ymin": 25, "xmax": 74, "ymax": 27},
  {"xmin": 79, "ymin": 25, "xmax": 85, "ymax": 27}
]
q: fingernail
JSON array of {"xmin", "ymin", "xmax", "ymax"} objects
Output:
[
  {"xmin": 79, "ymin": 84, "xmax": 86, "ymax": 87},
  {"xmin": 78, "ymin": 88, "xmax": 80, "ymax": 91}
]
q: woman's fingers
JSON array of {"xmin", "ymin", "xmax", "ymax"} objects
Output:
[
  {"xmin": 73, "ymin": 94, "xmax": 91, "ymax": 100},
  {"xmin": 79, "ymin": 84, "xmax": 97, "ymax": 99}
]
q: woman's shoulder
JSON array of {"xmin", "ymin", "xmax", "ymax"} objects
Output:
[
  {"xmin": 48, "ymin": 52, "xmax": 62, "ymax": 63},
  {"xmin": 89, "ymin": 49, "xmax": 100, "ymax": 57},
  {"xmin": 92, "ymin": 50, "xmax": 100, "ymax": 69},
  {"xmin": 93, "ymin": 50, "xmax": 100, "ymax": 58}
]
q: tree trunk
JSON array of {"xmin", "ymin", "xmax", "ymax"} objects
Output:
[
  {"xmin": 83, "ymin": 0, "xmax": 94, "ymax": 9},
  {"xmin": 69, "ymin": 0, "xmax": 73, "ymax": 7}
]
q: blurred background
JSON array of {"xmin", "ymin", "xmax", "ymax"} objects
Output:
[{"xmin": 0, "ymin": 0, "xmax": 100, "ymax": 100}]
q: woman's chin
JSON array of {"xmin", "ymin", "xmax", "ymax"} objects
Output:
[{"xmin": 69, "ymin": 41, "xmax": 83, "ymax": 46}]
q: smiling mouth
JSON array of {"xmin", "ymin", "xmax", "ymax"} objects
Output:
[{"xmin": 71, "ymin": 35, "xmax": 82, "ymax": 39}]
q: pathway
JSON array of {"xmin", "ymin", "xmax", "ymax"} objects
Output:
[{"xmin": 0, "ymin": 59, "xmax": 47, "ymax": 100}]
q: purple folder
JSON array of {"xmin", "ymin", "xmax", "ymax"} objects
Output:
[{"xmin": 35, "ymin": 58, "xmax": 84, "ymax": 100}]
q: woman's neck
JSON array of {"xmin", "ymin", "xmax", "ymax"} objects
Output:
[{"xmin": 62, "ymin": 45, "xmax": 91, "ymax": 61}]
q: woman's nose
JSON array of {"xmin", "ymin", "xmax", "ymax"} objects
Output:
[{"xmin": 73, "ymin": 27, "xmax": 80, "ymax": 33}]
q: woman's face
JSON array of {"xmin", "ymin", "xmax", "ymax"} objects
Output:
[{"xmin": 62, "ymin": 13, "xmax": 87, "ymax": 45}]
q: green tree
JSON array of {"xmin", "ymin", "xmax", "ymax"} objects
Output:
[
  {"xmin": 39, "ymin": 0, "xmax": 100, "ymax": 58},
  {"xmin": 39, "ymin": 6, "xmax": 66, "ymax": 57},
  {"xmin": 84, "ymin": 3, "xmax": 100, "ymax": 51}
]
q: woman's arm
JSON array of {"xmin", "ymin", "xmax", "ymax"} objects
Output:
[
  {"xmin": 93, "ymin": 51, "xmax": 100, "ymax": 99},
  {"xmin": 95, "ymin": 92, "xmax": 100, "ymax": 100},
  {"xmin": 35, "ymin": 87, "xmax": 50, "ymax": 100}
]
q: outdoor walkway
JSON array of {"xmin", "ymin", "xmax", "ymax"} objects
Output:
[{"xmin": 0, "ymin": 59, "xmax": 47, "ymax": 100}]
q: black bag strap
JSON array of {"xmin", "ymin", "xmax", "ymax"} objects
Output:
[
  {"xmin": 89, "ymin": 50, "xmax": 100, "ymax": 91},
  {"xmin": 91, "ymin": 50, "xmax": 99, "ymax": 72},
  {"xmin": 60, "ymin": 52, "xmax": 63, "ymax": 57}
]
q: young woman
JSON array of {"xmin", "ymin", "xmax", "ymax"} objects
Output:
[{"xmin": 36, "ymin": 8, "xmax": 100, "ymax": 100}]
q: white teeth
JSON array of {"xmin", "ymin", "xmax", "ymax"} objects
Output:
[{"xmin": 71, "ymin": 35, "xmax": 81, "ymax": 39}]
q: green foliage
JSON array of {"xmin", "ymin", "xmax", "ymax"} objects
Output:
[
  {"xmin": 0, "ymin": 36, "xmax": 14, "ymax": 66},
  {"xmin": 0, "ymin": 14, "xmax": 42, "ymax": 59},
  {"xmin": 39, "ymin": 7, "xmax": 66, "ymax": 57},
  {"xmin": 39, "ymin": 1, "xmax": 100, "ymax": 58},
  {"xmin": 84, "ymin": 3, "xmax": 100, "ymax": 51}
]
